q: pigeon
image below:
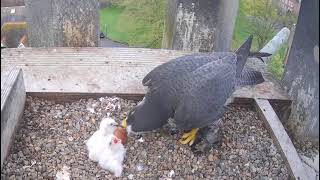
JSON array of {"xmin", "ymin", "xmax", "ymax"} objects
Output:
[
  {"xmin": 86, "ymin": 117, "xmax": 118, "ymax": 162},
  {"xmin": 86, "ymin": 117, "xmax": 126, "ymax": 177}
]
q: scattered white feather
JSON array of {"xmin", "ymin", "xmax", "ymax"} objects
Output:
[
  {"xmin": 55, "ymin": 165, "xmax": 70, "ymax": 180},
  {"xmin": 111, "ymin": 104, "xmax": 116, "ymax": 111},
  {"xmin": 138, "ymin": 137, "xmax": 144, "ymax": 143},
  {"xmin": 168, "ymin": 170, "xmax": 175, "ymax": 177},
  {"xmin": 87, "ymin": 107, "xmax": 95, "ymax": 113},
  {"xmin": 105, "ymin": 102, "xmax": 117, "ymax": 111},
  {"xmin": 68, "ymin": 137, "xmax": 73, "ymax": 142},
  {"xmin": 86, "ymin": 117, "xmax": 126, "ymax": 177},
  {"xmin": 128, "ymin": 174, "xmax": 134, "ymax": 179},
  {"xmin": 110, "ymin": 97, "xmax": 119, "ymax": 102},
  {"xmin": 136, "ymin": 163, "xmax": 144, "ymax": 171},
  {"xmin": 22, "ymin": 159, "xmax": 36, "ymax": 169}
]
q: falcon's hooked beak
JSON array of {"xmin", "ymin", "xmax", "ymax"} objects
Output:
[
  {"xmin": 122, "ymin": 117, "xmax": 133, "ymax": 135},
  {"xmin": 121, "ymin": 118, "xmax": 127, "ymax": 128}
]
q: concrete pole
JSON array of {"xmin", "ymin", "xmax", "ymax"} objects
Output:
[
  {"xmin": 25, "ymin": 0, "xmax": 99, "ymax": 47},
  {"xmin": 284, "ymin": 25, "xmax": 296, "ymax": 65},
  {"xmin": 162, "ymin": 0, "xmax": 238, "ymax": 52},
  {"xmin": 282, "ymin": 0, "xmax": 319, "ymax": 144},
  {"xmin": 259, "ymin": 27, "xmax": 290, "ymax": 63}
]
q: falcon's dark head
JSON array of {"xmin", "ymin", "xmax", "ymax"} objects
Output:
[{"xmin": 122, "ymin": 97, "xmax": 168, "ymax": 133}]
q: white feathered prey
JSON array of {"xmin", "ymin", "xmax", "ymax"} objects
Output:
[
  {"xmin": 86, "ymin": 117, "xmax": 126, "ymax": 177},
  {"xmin": 98, "ymin": 138, "xmax": 126, "ymax": 177}
]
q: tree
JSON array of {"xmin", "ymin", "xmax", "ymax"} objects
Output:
[
  {"xmin": 278, "ymin": 10, "xmax": 297, "ymax": 27},
  {"xmin": 243, "ymin": 0, "xmax": 279, "ymax": 49}
]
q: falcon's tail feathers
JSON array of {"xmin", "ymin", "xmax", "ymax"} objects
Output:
[
  {"xmin": 236, "ymin": 67, "xmax": 265, "ymax": 87},
  {"xmin": 235, "ymin": 35, "xmax": 253, "ymax": 77},
  {"xmin": 249, "ymin": 52, "xmax": 272, "ymax": 62},
  {"xmin": 235, "ymin": 35, "xmax": 272, "ymax": 77}
]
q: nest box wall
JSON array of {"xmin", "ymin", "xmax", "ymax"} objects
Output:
[
  {"xmin": 282, "ymin": 0, "xmax": 319, "ymax": 143},
  {"xmin": 25, "ymin": 0, "xmax": 100, "ymax": 47}
]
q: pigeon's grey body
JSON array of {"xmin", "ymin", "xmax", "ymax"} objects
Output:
[{"xmin": 126, "ymin": 36, "xmax": 269, "ymax": 145}]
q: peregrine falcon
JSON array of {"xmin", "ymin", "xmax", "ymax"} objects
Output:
[{"xmin": 122, "ymin": 36, "xmax": 271, "ymax": 151}]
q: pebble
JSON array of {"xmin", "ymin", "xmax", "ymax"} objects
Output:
[
  {"xmin": 250, "ymin": 164, "xmax": 257, "ymax": 173},
  {"xmin": 1, "ymin": 96, "xmax": 289, "ymax": 179},
  {"xmin": 208, "ymin": 154, "xmax": 214, "ymax": 162}
]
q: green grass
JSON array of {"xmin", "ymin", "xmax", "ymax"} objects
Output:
[
  {"xmin": 100, "ymin": 7, "xmax": 129, "ymax": 44},
  {"xmin": 232, "ymin": 0, "xmax": 289, "ymax": 79},
  {"xmin": 100, "ymin": 0, "xmax": 289, "ymax": 78},
  {"xmin": 232, "ymin": 0, "xmax": 259, "ymax": 51},
  {"xmin": 99, "ymin": 0, "xmax": 166, "ymax": 48},
  {"xmin": 100, "ymin": 0, "xmax": 268, "ymax": 51},
  {"xmin": 268, "ymin": 44, "xmax": 287, "ymax": 80}
]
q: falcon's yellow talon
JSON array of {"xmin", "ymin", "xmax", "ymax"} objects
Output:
[
  {"xmin": 179, "ymin": 128, "xmax": 199, "ymax": 146},
  {"xmin": 189, "ymin": 139, "xmax": 195, "ymax": 146},
  {"xmin": 179, "ymin": 135, "xmax": 193, "ymax": 144},
  {"xmin": 181, "ymin": 133, "xmax": 191, "ymax": 139}
]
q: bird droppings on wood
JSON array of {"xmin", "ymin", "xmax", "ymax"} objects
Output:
[{"xmin": 1, "ymin": 96, "xmax": 288, "ymax": 179}]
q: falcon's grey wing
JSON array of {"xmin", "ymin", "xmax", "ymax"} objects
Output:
[
  {"xmin": 143, "ymin": 53, "xmax": 204, "ymax": 86},
  {"xmin": 236, "ymin": 66, "xmax": 265, "ymax": 87},
  {"xmin": 173, "ymin": 57, "xmax": 236, "ymax": 130},
  {"xmin": 142, "ymin": 52, "xmax": 233, "ymax": 87},
  {"xmin": 142, "ymin": 52, "xmax": 235, "ymax": 114}
]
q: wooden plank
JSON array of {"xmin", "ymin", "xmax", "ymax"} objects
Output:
[
  {"xmin": 26, "ymin": 92, "xmax": 257, "ymax": 105},
  {"xmin": 1, "ymin": 67, "xmax": 26, "ymax": 169},
  {"xmin": 254, "ymin": 99, "xmax": 311, "ymax": 180},
  {"xmin": 1, "ymin": 48, "xmax": 189, "ymax": 95},
  {"xmin": 26, "ymin": 92, "xmax": 144, "ymax": 103},
  {"xmin": 1, "ymin": 47, "xmax": 290, "ymax": 101}
]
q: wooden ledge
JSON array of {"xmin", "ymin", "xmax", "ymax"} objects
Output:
[{"xmin": 1, "ymin": 67, "xmax": 26, "ymax": 169}]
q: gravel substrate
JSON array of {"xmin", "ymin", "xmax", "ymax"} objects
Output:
[
  {"xmin": 1, "ymin": 96, "xmax": 288, "ymax": 179},
  {"xmin": 288, "ymin": 130, "xmax": 319, "ymax": 159}
]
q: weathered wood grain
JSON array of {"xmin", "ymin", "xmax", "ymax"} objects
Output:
[
  {"xmin": 1, "ymin": 68, "xmax": 26, "ymax": 169},
  {"xmin": 1, "ymin": 47, "xmax": 290, "ymax": 101}
]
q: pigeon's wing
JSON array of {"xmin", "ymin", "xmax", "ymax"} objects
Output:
[{"xmin": 174, "ymin": 58, "xmax": 236, "ymax": 130}]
